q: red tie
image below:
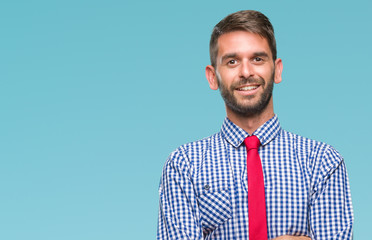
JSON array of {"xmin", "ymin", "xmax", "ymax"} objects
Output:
[{"xmin": 244, "ymin": 135, "xmax": 268, "ymax": 240}]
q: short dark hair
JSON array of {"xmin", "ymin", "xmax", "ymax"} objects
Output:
[{"xmin": 209, "ymin": 10, "xmax": 277, "ymax": 68}]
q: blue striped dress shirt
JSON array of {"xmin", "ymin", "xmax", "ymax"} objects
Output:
[{"xmin": 158, "ymin": 115, "xmax": 353, "ymax": 239}]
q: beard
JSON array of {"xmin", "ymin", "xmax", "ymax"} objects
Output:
[{"xmin": 217, "ymin": 71, "xmax": 274, "ymax": 117}]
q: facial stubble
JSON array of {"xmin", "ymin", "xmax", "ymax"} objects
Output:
[{"xmin": 217, "ymin": 71, "xmax": 275, "ymax": 117}]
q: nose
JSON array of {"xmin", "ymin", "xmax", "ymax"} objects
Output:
[{"xmin": 239, "ymin": 60, "xmax": 253, "ymax": 79}]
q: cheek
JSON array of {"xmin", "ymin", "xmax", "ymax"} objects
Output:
[
  {"xmin": 256, "ymin": 66, "xmax": 274, "ymax": 79},
  {"xmin": 218, "ymin": 68, "xmax": 238, "ymax": 82}
]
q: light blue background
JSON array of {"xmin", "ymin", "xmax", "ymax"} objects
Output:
[{"xmin": 1, "ymin": 0, "xmax": 371, "ymax": 239}]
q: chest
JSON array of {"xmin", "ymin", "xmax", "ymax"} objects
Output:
[{"xmin": 192, "ymin": 139, "xmax": 310, "ymax": 237}]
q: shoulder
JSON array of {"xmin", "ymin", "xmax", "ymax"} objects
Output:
[
  {"xmin": 280, "ymin": 130, "xmax": 343, "ymax": 172},
  {"xmin": 163, "ymin": 132, "xmax": 222, "ymax": 171}
]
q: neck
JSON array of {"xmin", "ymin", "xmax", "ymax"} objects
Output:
[{"xmin": 225, "ymin": 99, "xmax": 275, "ymax": 135}]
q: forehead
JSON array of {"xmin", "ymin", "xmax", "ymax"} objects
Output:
[{"xmin": 217, "ymin": 31, "xmax": 272, "ymax": 58}]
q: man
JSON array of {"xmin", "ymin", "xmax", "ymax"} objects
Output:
[{"xmin": 157, "ymin": 10, "xmax": 353, "ymax": 240}]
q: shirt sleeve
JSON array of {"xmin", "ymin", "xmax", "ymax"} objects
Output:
[
  {"xmin": 157, "ymin": 148, "xmax": 203, "ymax": 240},
  {"xmin": 309, "ymin": 146, "xmax": 354, "ymax": 240}
]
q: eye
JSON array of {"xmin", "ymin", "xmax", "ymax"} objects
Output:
[
  {"xmin": 227, "ymin": 59, "xmax": 237, "ymax": 65},
  {"xmin": 253, "ymin": 57, "xmax": 262, "ymax": 62}
]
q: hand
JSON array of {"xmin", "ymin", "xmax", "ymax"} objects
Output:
[{"xmin": 271, "ymin": 235, "xmax": 311, "ymax": 240}]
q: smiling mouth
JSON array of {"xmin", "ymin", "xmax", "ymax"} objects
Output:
[{"xmin": 236, "ymin": 85, "xmax": 259, "ymax": 91}]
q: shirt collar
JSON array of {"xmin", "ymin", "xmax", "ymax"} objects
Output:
[{"xmin": 221, "ymin": 114, "xmax": 281, "ymax": 148}]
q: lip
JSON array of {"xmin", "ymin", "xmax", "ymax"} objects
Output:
[{"xmin": 235, "ymin": 84, "xmax": 261, "ymax": 96}]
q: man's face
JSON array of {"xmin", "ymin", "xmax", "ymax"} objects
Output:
[{"xmin": 208, "ymin": 31, "xmax": 282, "ymax": 117}]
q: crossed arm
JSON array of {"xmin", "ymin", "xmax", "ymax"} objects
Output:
[{"xmin": 273, "ymin": 236, "xmax": 311, "ymax": 240}]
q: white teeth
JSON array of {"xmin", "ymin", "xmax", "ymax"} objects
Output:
[{"xmin": 238, "ymin": 86, "xmax": 258, "ymax": 91}]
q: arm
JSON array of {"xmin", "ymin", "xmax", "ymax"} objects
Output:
[
  {"xmin": 308, "ymin": 147, "xmax": 354, "ymax": 239},
  {"xmin": 157, "ymin": 149, "xmax": 203, "ymax": 240},
  {"xmin": 272, "ymin": 236, "xmax": 311, "ymax": 240}
]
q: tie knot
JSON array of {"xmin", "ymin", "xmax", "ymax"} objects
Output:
[{"xmin": 244, "ymin": 135, "xmax": 261, "ymax": 150}]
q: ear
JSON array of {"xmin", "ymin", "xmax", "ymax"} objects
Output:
[
  {"xmin": 274, "ymin": 58, "xmax": 283, "ymax": 84},
  {"xmin": 205, "ymin": 65, "xmax": 219, "ymax": 90}
]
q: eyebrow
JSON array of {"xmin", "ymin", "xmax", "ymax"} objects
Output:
[
  {"xmin": 221, "ymin": 53, "xmax": 237, "ymax": 63},
  {"xmin": 253, "ymin": 51, "xmax": 270, "ymax": 58},
  {"xmin": 220, "ymin": 51, "xmax": 270, "ymax": 63}
]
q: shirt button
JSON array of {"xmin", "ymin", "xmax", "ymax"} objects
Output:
[{"xmin": 204, "ymin": 184, "xmax": 210, "ymax": 190}]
